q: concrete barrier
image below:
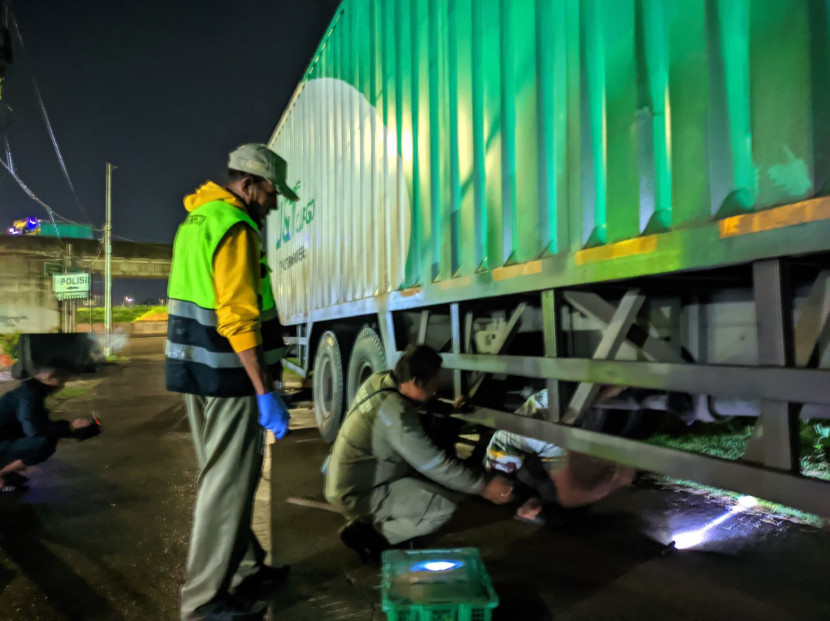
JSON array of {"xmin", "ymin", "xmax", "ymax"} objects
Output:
[
  {"xmin": 132, "ymin": 321, "xmax": 168, "ymax": 336},
  {"xmin": 13, "ymin": 333, "xmax": 98, "ymax": 378},
  {"xmin": 75, "ymin": 322, "xmax": 168, "ymax": 336}
]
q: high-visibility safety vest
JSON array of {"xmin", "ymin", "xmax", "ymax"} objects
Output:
[{"xmin": 165, "ymin": 200, "xmax": 286, "ymax": 397}]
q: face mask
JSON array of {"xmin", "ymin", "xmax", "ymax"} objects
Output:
[{"xmin": 246, "ymin": 200, "xmax": 265, "ymax": 227}]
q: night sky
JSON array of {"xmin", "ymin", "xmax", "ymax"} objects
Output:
[{"xmin": 0, "ymin": 0, "xmax": 341, "ymax": 300}]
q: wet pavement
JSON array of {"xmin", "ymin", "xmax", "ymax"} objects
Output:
[
  {"xmin": 268, "ymin": 429, "xmax": 830, "ymax": 621},
  {"xmin": 2, "ymin": 337, "xmax": 830, "ymax": 620},
  {"xmin": 0, "ymin": 336, "xmax": 196, "ymax": 620}
]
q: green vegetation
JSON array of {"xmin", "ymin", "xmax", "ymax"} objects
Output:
[
  {"xmin": 0, "ymin": 332, "xmax": 20, "ymax": 361},
  {"xmin": 648, "ymin": 421, "xmax": 751, "ymax": 462},
  {"xmin": 800, "ymin": 422, "xmax": 830, "ymax": 481},
  {"xmin": 134, "ymin": 306, "xmax": 167, "ymax": 321},
  {"xmin": 648, "ymin": 419, "xmax": 830, "ymax": 526},
  {"xmin": 649, "ymin": 419, "xmax": 830, "ymax": 481},
  {"xmin": 282, "ymin": 357, "xmax": 303, "ymax": 383},
  {"xmin": 78, "ymin": 306, "xmax": 166, "ymax": 324},
  {"xmin": 46, "ymin": 379, "xmax": 104, "ymax": 416},
  {"xmin": 55, "ymin": 385, "xmax": 92, "ymax": 399}
]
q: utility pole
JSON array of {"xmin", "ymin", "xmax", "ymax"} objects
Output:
[
  {"xmin": 61, "ymin": 243, "xmax": 70, "ymax": 332},
  {"xmin": 65, "ymin": 243, "xmax": 73, "ymax": 332},
  {"xmin": 105, "ymin": 162, "xmax": 114, "ymax": 357}
]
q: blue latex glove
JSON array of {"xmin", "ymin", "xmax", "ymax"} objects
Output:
[{"xmin": 257, "ymin": 391, "xmax": 291, "ymax": 439}]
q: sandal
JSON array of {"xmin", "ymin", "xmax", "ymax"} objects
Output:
[
  {"xmin": 514, "ymin": 502, "xmax": 572, "ymax": 528},
  {"xmin": 0, "ymin": 479, "xmax": 27, "ymax": 493},
  {"xmin": 514, "ymin": 513, "xmax": 547, "ymax": 527},
  {"xmin": 2, "ymin": 472, "xmax": 29, "ymax": 487}
]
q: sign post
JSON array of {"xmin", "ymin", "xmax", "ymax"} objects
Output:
[{"xmin": 53, "ymin": 273, "xmax": 91, "ymax": 301}]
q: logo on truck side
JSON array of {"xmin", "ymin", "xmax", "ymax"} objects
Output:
[{"xmin": 275, "ymin": 181, "xmax": 315, "ymax": 251}]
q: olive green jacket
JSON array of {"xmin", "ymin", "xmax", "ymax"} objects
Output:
[{"xmin": 324, "ymin": 371, "xmax": 485, "ymax": 517}]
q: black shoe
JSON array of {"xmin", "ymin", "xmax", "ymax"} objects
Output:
[
  {"xmin": 2, "ymin": 472, "xmax": 29, "ymax": 487},
  {"xmin": 233, "ymin": 564, "xmax": 290, "ymax": 600},
  {"xmin": 193, "ymin": 596, "xmax": 267, "ymax": 621},
  {"xmin": 339, "ymin": 520, "xmax": 389, "ymax": 564}
]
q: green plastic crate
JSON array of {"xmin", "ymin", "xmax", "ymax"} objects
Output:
[{"xmin": 381, "ymin": 548, "xmax": 499, "ymax": 621}]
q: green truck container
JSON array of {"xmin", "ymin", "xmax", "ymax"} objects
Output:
[{"xmin": 267, "ymin": 0, "xmax": 830, "ymax": 516}]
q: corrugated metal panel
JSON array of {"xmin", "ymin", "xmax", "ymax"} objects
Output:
[
  {"xmin": 269, "ymin": 0, "xmax": 826, "ymax": 323},
  {"xmin": 269, "ymin": 3, "xmax": 410, "ymax": 320}
]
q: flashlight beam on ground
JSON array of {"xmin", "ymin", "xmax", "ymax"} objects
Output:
[{"xmin": 672, "ymin": 496, "xmax": 758, "ymax": 550}]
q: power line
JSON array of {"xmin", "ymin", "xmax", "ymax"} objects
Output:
[
  {"xmin": 44, "ymin": 202, "xmax": 65, "ymax": 247},
  {"xmin": 0, "ymin": 133, "xmax": 84, "ymax": 231},
  {"xmin": 76, "ymin": 238, "xmax": 104, "ymax": 267},
  {"xmin": 0, "ymin": 154, "xmax": 66, "ymax": 249},
  {"xmin": 9, "ymin": 5, "xmax": 93, "ymax": 225}
]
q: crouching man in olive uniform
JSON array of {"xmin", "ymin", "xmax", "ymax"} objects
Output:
[{"xmin": 325, "ymin": 345, "xmax": 513, "ymax": 562}]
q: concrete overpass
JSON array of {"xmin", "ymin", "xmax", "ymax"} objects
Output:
[
  {"xmin": 0, "ymin": 235, "xmax": 172, "ymax": 334},
  {"xmin": 0, "ymin": 235, "xmax": 172, "ymax": 278}
]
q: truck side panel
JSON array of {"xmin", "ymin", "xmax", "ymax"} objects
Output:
[{"xmin": 269, "ymin": 0, "xmax": 824, "ymax": 325}]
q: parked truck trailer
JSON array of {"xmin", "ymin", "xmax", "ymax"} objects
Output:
[{"xmin": 267, "ymin": 0, "xmax": 830, "ymax": 517}]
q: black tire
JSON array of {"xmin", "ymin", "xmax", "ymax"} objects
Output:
[
  {"xmin": 313, "ymin": 331, "xmax": 349, "ymax": 443},
  {"xmin": 346, "ymin": 327, "xmax": 388, "ymax": 405}
]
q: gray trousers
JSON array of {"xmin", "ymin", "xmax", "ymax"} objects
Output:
[
  {"xmin": 370, "ymin": 478, "xmax": 461, "ymax": 545},
  {"xmin": 181, "ymin": 394, "xmax": 265, "ymax": 620}
]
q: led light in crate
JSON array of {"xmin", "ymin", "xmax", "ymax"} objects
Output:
[{"xmin": 381, "ymin": 548, "xmax": 499, "ymax": 621}]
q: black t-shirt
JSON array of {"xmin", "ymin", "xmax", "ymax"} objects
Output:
[{"xmin": 0, "ymin": 379, "xmax": 71, "ymax": 441}]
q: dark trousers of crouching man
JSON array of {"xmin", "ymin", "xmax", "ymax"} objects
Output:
[{"xmin": 0, "ymin": 435, "xmax": 59, "ymax": 470}]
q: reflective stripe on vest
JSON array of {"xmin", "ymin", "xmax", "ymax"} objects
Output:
[
  {"xmin": 167, "ymin": 299, "xmax": 218, "ymax": 326},
  {"xmin": 168, "ymin": 299, "xmax": 279, "ymax": 328},
  {"xmin": 166, "ymin": 341, "xmax": 288, "ymax": 369}
]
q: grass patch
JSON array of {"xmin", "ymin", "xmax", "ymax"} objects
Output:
[
  {"xmin": 649, "ymin": 425, "xmax": 751, "ymax": 461},
  {"xmin": 658, "ymin": 477, "xmax": 826, "ymax": 527},
  {"xmin": 55, "ymin": 385, "xmax": 91, "ymax": 399},
  {"xmin": 0, "ymin": 332, "xmax": 20, "ymax": 361},
  {"xmin": 46, "ymin": 379, "xmax": 104, "ymax": 414},
  {"xmin": 282, "ymin": 357, "xmax": 304, "ymax": 382},
  {"xmin": 134, "ymin": 306, "xmax": 168, "ymax": 322},
  {"xmin": 801, "ymin": 422, "xmax": 830, "ymax": 481},
  {"xmin": 648, "ymin": 419, "xmax": 829, "ymax": 527},
  {"xmin": 78, "ymin": 306, "xmax": 165, "ymax": 324}
]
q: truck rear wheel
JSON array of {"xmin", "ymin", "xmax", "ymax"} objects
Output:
[
  {"xmin": 346, "ymin": 327, "xmax": 387, "ymax": 405},
  {"xmin": 313, "ymin": 331, "xmax": 349, "ymax": 443}
]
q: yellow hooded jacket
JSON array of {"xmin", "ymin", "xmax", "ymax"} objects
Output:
[{"xmin": 183, "ymin": 181, "xmax": 263, "ymax": 353}]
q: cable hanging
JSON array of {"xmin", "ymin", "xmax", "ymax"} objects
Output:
[
  {"xmin": 9, "ymin": 6, "xmax": 93, "ymax": 225},
  {"xmin": 0, "ymin": 155, "xmax": 66, "ymax": 248}
]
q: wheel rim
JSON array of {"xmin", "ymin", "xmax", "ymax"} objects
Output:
[
  {"xmin": 319, "ymin": 356, "xmax": 334, "ymax": 422},
  {"xmin": 356, "ymin": 359, "xmax": 374, "ymax": 389}
]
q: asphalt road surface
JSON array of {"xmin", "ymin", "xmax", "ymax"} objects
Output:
[{"xmin": 1, "ymin": 336, "xmax": 829, "ymax": 620}]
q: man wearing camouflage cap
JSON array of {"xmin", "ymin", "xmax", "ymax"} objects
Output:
[{"xmin": 166, "ymin": 144, "xmax": 298, "ymax": 620}]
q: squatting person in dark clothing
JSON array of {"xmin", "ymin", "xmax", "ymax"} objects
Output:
[
  {"xmin": 325, "ymin": 344, "xmax": 514, "ymax": 562},
  {"xmin": 0, "ymin": 362, "xmax": 97, "ymax": 492}
]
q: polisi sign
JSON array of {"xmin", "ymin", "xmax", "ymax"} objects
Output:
[{"xmin": 53, "ymin": 272, "xmax": 90, "ymax": 301}]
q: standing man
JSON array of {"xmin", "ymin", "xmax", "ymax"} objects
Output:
[{"xmin": 166, "ymin": 144, "xmax": 299, "ymax": 621}]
